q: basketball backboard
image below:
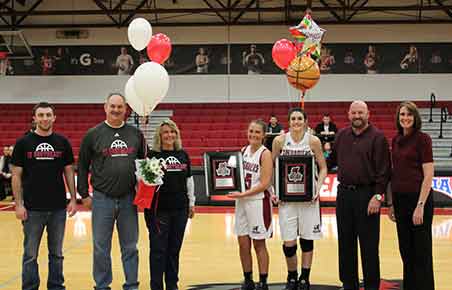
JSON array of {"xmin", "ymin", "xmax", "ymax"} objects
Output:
[{"xmin": 0, "ymin": 30, "xmax": 33, "ymax": 59}]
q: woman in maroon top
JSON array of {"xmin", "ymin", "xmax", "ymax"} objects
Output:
[{"xmin": 387, "ymin": 101, "xmax": 435, "ymax": 290}]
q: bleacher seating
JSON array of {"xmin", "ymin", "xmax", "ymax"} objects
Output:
[
  {"xmin": 0, "ymin": 104, "xmax": 105, "ymax": 163},
  {"xmin": 1, "ymin": 101, "xmax": 450, "ymax": 167}
]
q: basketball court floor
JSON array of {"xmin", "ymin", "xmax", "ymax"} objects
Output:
[{"xmin": 0, "ymin": 202, "xmax": 451, "ymax": 290}]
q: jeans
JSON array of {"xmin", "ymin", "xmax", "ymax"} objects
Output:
[
  {"xmin": 92, "ymin": 190, "xmax": 139, "ymax": 290},
  {"xmin": 144, "ymin": 208, "xmax": 188, "ymax": 290},
  {"xmin": 22, "ymin": 208, "xmax": 67, "ymax": 290}
]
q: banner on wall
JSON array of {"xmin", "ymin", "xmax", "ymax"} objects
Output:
[
  {"xmin": 67, "ymin": 173, "xmax": 452, "ymax": 206},
  {"xmin": 432, "ymin": 176, "xmax": 452, "ymax": 200},
  {"xmin": 2, "ymin": 42, "xmax": 452, "ymax": 76},
  {"xmin": 319, "ymin": 174, "xmax": 452, "ymax": 204},
  {"xmin": 4, "ymin": 44, "xmax": 228, "ymax": 76}
]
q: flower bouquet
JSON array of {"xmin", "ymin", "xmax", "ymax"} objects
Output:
[{"xmin": 134, "ymin": 157, "xmax": 166, "ymax": 209}]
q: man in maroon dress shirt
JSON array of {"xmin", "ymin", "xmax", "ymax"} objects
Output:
[{"xmin": 329, "ymin": 101, "xmax": 391, "ymax": 290}]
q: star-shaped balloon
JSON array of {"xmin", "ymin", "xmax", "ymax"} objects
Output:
[{"xmin": 289, "ymin": 14, "xmax": 325, "ymax": 58}]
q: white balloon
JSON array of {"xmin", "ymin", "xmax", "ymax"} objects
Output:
[
  {"xmin": 128, "ymin": 18, "xmax": 152, "ymax": 51},
  {"xmin": 125, "ymin": 76, "xmax": 153, "ymax": 116},
  {"xmin": 133, "ymin": 61, "xmax": 169, "ymax": 108}
]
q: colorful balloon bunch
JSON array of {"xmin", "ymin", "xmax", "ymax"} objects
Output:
[
  {"xmin": 126, "ymin": 18, "xmax": 172, "ymax": 116},
  {"xmin": 272, "ymin": 13, "xmax": 325, "ymax": 108}
]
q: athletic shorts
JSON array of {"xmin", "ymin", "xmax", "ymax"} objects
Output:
[
  {"xmin": 279, "ymin": 199, "xmax": 322, "ymax": 241},
  {"xmin": 234, "ymin": 196, "xmax": 273, "ymax": 240}
]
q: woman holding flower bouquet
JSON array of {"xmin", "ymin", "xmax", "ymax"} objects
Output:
[
  {"xmin": 144, "ymin": 119, "xmax": 195, "ymax": 290},
  {"xmin": 227, "ymin": 119, "xmax": 273, "ymax": 290}
]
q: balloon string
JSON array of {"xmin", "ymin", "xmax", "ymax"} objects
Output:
[{"xmin": 300, "ymin": 91, "xmax": 305, "ymax": 109}]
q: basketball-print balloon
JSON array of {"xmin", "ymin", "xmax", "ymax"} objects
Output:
[{"xmin": 286, "ymin": 55, "xmax": 320, "ymax": 91}]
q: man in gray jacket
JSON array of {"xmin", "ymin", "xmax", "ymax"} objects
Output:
[{"xmin": 78, "ymin": 93, "xmax": 146, "ymax": 290}]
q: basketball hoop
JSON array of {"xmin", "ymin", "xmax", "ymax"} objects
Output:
[{"xmin": 0, "ymin": 51, "xmax": 8, "ymax": 60}]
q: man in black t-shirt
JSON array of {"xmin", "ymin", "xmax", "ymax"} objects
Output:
[
  {"xmin": 267, "ymin": 115, "xmax": 284, "ymax": 134},
  {"xmin": 78, "ymin": 93, "xmax": 146, "ymax": 290},
  {"xmin": 11, "ymin": 102, "xmax": 76, "ymax": 290}
]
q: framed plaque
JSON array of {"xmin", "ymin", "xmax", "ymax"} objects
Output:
[
  {"xmin": 203, "ymin": 151, "xmax": 245, "ymax": 196},
  {"xmin": 275, "ymin": 154, "xmax": 315, "ymax": 202}
]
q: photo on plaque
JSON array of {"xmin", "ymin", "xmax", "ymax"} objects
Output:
[
  {"xmin": 203, "ymin": 151, "xmax": 245, "ymax": 196},
  {"xmin": 212, "ymin": 159, "xmax": 235, "ymax": 190},
  {"xmin": 275, "ymin": 154, "xmax": 315, "ymax": 202}
]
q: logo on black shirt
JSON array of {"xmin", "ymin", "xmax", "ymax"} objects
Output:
[
  {"xmin": 27, "ymin": 143, "xmax": 63, "ymax": 160},
  {"xmin": 165, "ymin": 156, "xmax": 187, "ymax": 171},
  {"xmin": 102, "ymin": 139, "xmax": 133, "ymax": 157}
]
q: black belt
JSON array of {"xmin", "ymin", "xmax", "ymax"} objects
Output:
[{"xmin": 338, "ymin": 183, "xmax": 374, "ymax": 191}]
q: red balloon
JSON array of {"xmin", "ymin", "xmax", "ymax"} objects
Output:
[
  {"xmin": 272, "ymin": 39, "xmax": 297, "ymax": 70},
  {"xmin": 147, "ymin": 33, "xmax": 172, "ymax": 64}
]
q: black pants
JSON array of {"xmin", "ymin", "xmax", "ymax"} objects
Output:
[
  {"xmin": 336, "ymin": 185, "xmax": 380, "ymax": 290},
  {"xmin": 144, "ymin": 208, "xmax": 188, "ymax": 290},
  {"xmin": 393, "ymin": 192, "xmax": 434, "ymax": 290},
  {"xmin": 0, "ymin": 180, "xmax": 5, "ymax": 200}
]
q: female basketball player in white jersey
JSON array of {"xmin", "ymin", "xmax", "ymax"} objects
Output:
[
  {"xmin": 228, "ymin": 119, "xmax": 273, "ymax": 290},
  {"xmin": 272, "ymin": 108, "xmax": 327, "ymax": 290}
]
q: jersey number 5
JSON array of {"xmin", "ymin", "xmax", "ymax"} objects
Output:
[{"xmin": 245, "ymin": 173, "xmax": 252, "ymax": 190}]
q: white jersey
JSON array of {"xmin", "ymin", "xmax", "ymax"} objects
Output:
[
  {"xmin": 242, "ymin": 145, "xmax": 269, "ymax": 200},
  {"xmin": 281, "ymin": 131, "xmax": 314, "ymax": 156},
  {"xmin": 235, "ymin": 144, "xmax": 273, "ymax": 239},
  {"xmin": 281, "ymin": 131, "xmax": 318, "ymax": 179},
  {"xmin": 278, "ymin": 131, "xmax": 322, "ymax": 241}
]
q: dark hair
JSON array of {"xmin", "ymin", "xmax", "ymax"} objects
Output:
[
  {"xmin": 106, "ymin": 92, "xmax": 126, "ymax": 103},
  {"xmin": 288, "ymin": 107, "xmax": 307, "ymax": 122},
  {"xmin": 249, "ymin": 119, "xmax": 267, "ymax": 134},
  {"xmin": 32, "ymin": 102, "xmax": 55, "ymax": 116},
  {"xmin": 323, "ymin": 113, "xmax": 330, "ymax": 117},
  {"xmin": 270, "ymin": 114, "xmax": 277, "ymax": 118},
  {"xmin": 396, "ymin": 101, "xmax": 422, "ymax": 134}
]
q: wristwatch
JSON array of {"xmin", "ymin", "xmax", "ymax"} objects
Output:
[
  {"xmin": 374, "ymin": 194, "xmax": 383, "ymax": 202},
  {"xmin": 417, "ymin": 201, "xmax": 425, "ymax": 207}
]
